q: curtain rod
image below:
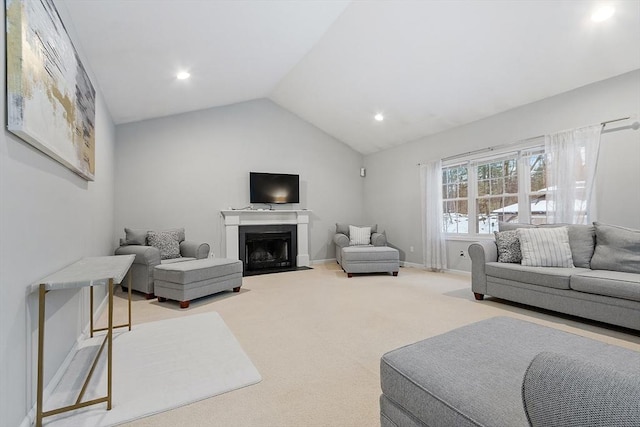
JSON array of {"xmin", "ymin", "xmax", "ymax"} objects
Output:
[{"xmin": 418, "ymin": 115, "xmax": 632, "ymax": 165}]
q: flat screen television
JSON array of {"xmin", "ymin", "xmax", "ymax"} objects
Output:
[{"xmin": 250, "ymin": 172, "xmax": 300, "ymax": 204}]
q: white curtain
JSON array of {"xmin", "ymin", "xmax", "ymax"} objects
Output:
[
  {"xmin": 544, "ymin": 124, "xmax": 602, "ymax": 224},
  {"xmin": 420, "ymin": 161, "xmax": 447, "ymax": 271}
]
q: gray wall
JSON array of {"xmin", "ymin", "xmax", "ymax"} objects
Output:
[
  {"xmin": 0, "ymin": 29, "xmax": 116, "ymax": 427},
  {"xmin": 363, "ymin": 70, "xmax": 640, "ymax": 271},
  {"xmin": 114, "ymin": 98, "xmax": 364, "ymax": 261}
]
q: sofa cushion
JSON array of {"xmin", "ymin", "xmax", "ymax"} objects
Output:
[
  {"xmin": 541, "ymin": 224, "xmax": 596, "ymax": 268},
  {"xmin": 154, "ymin": 258, "xmax": 243, "ymax": 284},
  {"xmin": 336, "ymin": 223, "xmax": 377, "ymax": 236},
  {"xmin": 341, "ymin": 246, "xmax": 399, "ymax": 262},
  {"xmin": 486, "ymin": 262, "xmax": 590, "ymax": 290},
  {"xmin": 124, "ymin": 227, "xmax": 148, "ymax": 245},
  {"xmin": 499, "ymin": 223, "xmax": 595, "ymax": 268},
  {"xmin": 498, "ymin": 222, "xmax": 537, "ymax": 231},
  {"xmin": 148, "ymin": 230, "xmax": 181, "ymax": 260},
  {"xmin": 161, "ymin": 257, "xmax": 196, "ymax": 264},
  {"xmin": 518, "ymin": 227, "xmax": 574, "ymax": 268},
  {"xmin": 591, "ymin": 222, "xmax": 640, "ymax": 274},
  {"xmin": 349, "ymin": 225, "xmax": 371, "ymax": 245},
  {"xmin": 570, "ymin": 270, "xmax": 640, "ymax": 302},
  {"xmin": 494, "ymin": 230, "xmax": 522, "ymax": 263}
]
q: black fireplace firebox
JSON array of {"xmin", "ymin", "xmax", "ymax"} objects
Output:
[{"xmin": 239, "ymin": 225, "xmax": 297, "ymax": 276}]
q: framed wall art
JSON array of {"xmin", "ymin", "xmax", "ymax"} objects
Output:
[{"xmin": 6, "ymin": 0, "xmax": 96, "ymax": 181}]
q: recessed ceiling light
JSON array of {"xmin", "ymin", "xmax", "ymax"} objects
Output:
[
  {"xmin": 591, "ymin": 5, "xmax": 615, "ymax": 22},
  {"xmin": 374, "ymin": 113, "xmax": 384, "ymax": 122},
  {"xmin": 176, "ymin": 71, "xmax": 190, "ymax": 80}
]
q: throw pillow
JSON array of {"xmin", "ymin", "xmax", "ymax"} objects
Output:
[
  {"xmin": 590, "ymin": 222, "xmax": 640, "ymax": 274},
  {"xmin": 124, "ymin": 227, "xmax": 148, "ymax": 245},
  {"xmin": 336, "ymin": 223, "xmax": 377, "ymax": 236},
  {"xmin": 494, "ymin": 230, "xmax": 522, "ymax": 263},
  {"xmin": 541, "ymin": 224, "xmax": 596, "ymax": 268},
  {"xmin": 349, "ymin": 225, "xmax": 371, "ymax": 245},
  {"xmin": 517, "ymin": 227, "xmax": 574, "ymax": 268},
  {"xmin": 147, "ymin": 230, "xmax": 181, "ymax": 260}
]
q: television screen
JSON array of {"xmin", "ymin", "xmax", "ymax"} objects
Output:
[{"xmin": 250, "ymin": 172, "xmax": 300, "ymax": 204}]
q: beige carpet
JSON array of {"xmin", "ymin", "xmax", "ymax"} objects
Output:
[{"xmin": 95, "ymin": 263, "xmax": 640, "ymax": 427}]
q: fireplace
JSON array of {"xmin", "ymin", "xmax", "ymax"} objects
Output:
[{"xmin": 239, "ymin": 224, "xmax": 297, "ymax": 276}]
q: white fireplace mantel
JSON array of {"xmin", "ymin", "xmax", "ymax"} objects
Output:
[{"xmin": 220, "ymin": 210, "xmax": 311, "ymax": 267}]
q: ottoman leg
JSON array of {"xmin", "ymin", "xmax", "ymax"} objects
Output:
[
  {"xmin": 233, "ymin": 286, "xmax": 241, "ymax": 292},
  {"xmin": 157, "ymin": 297, "xmax": 167, "ymax": 302},
  {"xmin": 179, "ymin": 300, "xmax": 190, "ymax": 309}
]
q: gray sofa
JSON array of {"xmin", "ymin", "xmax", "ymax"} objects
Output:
[
  {"xmin": 380, "ymin": 316, "xmax": 640, "ymax": 427},
  {"xmin": 114, "ymin": 227, "xmax": 210, "ymax": 298},
  {"xmin": 469, "ymin": 222, "xmax": 640, "ymax": 331},
  {"xmin": 333, "ymin": 223, "xmax": 400, "ymax": 277}
]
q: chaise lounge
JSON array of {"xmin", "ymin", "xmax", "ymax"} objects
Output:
[
  {"xmin": 333, "ymin": 223, "xmax": 400, "ymax": 277},
  {"xmin": 114, "ymin": 227, "xmax": 210, "ymax": 298}
]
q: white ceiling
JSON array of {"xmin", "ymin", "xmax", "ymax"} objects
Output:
[{"xmin": 57, "ymin": 0, "xmax": 640, "ymax": 155}]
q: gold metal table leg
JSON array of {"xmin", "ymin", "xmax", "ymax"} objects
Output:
[
  {"xmin": 36, "ymin": 284, "xmax": 46, "ymax": 427},
  {"xmin": 107, "ymin": 278, "xmax": 113, "ymax": 410},
  {"xmin": 128, "ymin": 271, "xmax": 132, "ymax": 331},
  {"xmin": 90, "ymin": 285, "xmax": 94, "ymax": 337}
]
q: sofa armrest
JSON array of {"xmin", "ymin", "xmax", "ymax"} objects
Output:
[
  {"xmin": 333, "ymin": 233, "xmax": 349, "ymax": 248},
  {"xmin": 522, "ymin": 352, "xmax": 640, "ymax": 427},
  {"xmin": 468, "ymin": 241, "xmax": 497, "ymax": 296},
  {"xmin": 371, "ymin": 232, "xmax": 387, "ymax": 246},
  {"xmin": 115, "ymin": 245, "xmax": 161, "ymax": 267},
  {"xmin": 180, "ymin": 241, "xmax": 210, "ymax": 259}
]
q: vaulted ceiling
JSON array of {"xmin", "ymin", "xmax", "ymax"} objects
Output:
[{"xmin": 56, "ymin": 0, "xmax": 640, "ymax": 155}]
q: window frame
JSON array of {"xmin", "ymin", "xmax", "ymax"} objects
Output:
[{"xmin": 442, "ymin": 142, "xmax": 547, "ymax": 237}]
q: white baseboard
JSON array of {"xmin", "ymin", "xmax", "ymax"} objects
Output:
[{"xmin": 311, "ymin": 258, "xmax": 336, "ymax": 265}]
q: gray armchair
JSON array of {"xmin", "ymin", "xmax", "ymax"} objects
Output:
[
  {"xmin": 333, "ymin": 223, "xmax": 399, "ymax": 277},
  {"xmin": 114, "ymin": 228, "xmax": 210, "ymax": 298},
  {"xmin": 333, "ymin": 223, "xmax": 386, "ymax": 265}
]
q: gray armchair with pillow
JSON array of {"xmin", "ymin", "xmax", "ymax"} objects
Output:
[
  {"xmin": 114, "ymin": 227, "xmax": 210, "ymax": 298},
  {"xmin": 334, "ymin": 223, "xmax": 399, "ymax": 277}
]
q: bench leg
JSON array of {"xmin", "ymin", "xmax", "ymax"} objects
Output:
[
  {"xmin": 179, "ymin": 301, "xmax": 190, "ymax": 309},
  {"xmin": 474, "ymin": 293, "xmax": 485, "ymax": 301},
  {"xmin": 233, "ymin": 286, "xmax": 241, "ymax": 292},
  {"xmin": 157, "ymin": 297, "xmax": 167, "ymax": 302}
]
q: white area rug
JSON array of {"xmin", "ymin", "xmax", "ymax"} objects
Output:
[{"xmin": 43, "ymin": 312, "xmax": 261, "ymax": 426}]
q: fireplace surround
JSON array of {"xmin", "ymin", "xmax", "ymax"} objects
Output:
[
  {"xmin": 221, "ymin": 209, "xmax": 311, "ymax": 275},
  {"xmin": 239, "ymin": 224, "xmax": 297, "ymax": 275}
]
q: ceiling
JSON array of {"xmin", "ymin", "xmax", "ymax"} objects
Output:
[{"xmin": 56, "ymin": 0, "xmax": 640, "ymax": 155}]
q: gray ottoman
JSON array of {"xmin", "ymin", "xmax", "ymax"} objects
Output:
[
  {"xmin": 154, "ymin": 258, "xmax": 243, "ymax": 308},
  {"xmin": 380, "ymin": 316, "xmax": 640, "ymax": 427},
  {"xmin": 341, "ymin": 246, "xmax": 399, "ymax": 277}
]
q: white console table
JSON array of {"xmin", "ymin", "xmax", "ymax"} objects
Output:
[
  {"xmin": 29, "ymin": 255, "xmax": 135, "ymax": 427},
  {"xmin": 221, "ymin": 209, "xmax": 311, "ymax": 267}
]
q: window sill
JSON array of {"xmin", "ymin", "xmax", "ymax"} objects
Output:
[{"xmin": 445, "ymin": 234, "xmax": 495, "ymax": 242}]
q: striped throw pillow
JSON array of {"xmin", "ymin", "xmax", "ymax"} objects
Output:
[
  {"xmin": 349, "ymin": 225, "xmax": 371, "ymax": 245},
  {"xmin": 517, "ymin": 227, "xmax": 574, "ymax": 268}
]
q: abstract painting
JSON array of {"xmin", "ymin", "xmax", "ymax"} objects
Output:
[{"xmin": 6, "ymin": 0, "xmax": 96, "ymax": 181}]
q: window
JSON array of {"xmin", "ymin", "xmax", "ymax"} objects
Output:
[
  {"xmin": 442, "ymin": 165, "xmax": 468, "ymax": 233},
  {"xmin": 442, "ymin": 147, "xmax": 549, "ymax": 235}
]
